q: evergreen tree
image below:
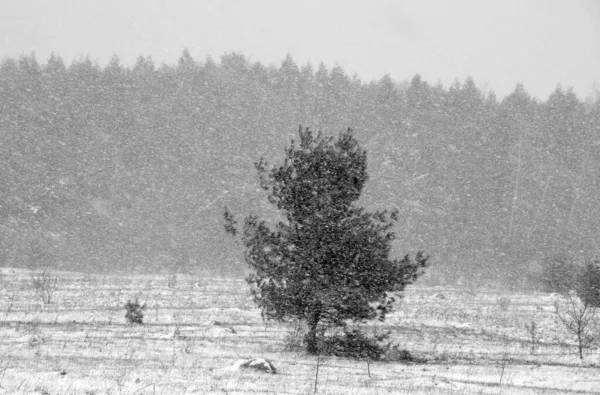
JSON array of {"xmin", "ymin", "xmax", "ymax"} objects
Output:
[
  {"xmin": 577, "ymin": 259, "xmax": 600, "ymax": 308},
  {"xmin": 228, "ymin": 127, "xmax": 429, "ymax": 353}
]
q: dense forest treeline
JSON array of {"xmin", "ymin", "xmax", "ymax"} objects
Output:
[{"xmin": 1, "ymin": 50, "xmax": 599, "ymax": 286}]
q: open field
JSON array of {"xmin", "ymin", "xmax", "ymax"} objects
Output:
[{"xmin": 0, "ymin": 267, "xmax": 598, "ymax": 394}]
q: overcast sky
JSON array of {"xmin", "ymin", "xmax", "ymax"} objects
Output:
[{"xmin": 1, "ymin": 0, "xmax": 598, "ymax": 100}]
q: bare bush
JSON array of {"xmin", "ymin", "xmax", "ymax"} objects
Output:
[
  {"xmin": 554, "ymin": 291, "xmax": 598, "ymax": 360},
  {"xmin": 524, "ymin": 320, "xmax": 539, "ymax": 354},
  {"xmin": 167, "ymin": 272, "xmax": 177, "ymax": 289},
  {"xmin": 31, "ymin": 269, "xmax": 59, "ymax": 305},
  {"xmin": 282, "ymin": 317, "xmax": 306, "ymax": 352},
  {"xmin": 497, "ymin": 297, "xmax": 511, "ymax": 311}
]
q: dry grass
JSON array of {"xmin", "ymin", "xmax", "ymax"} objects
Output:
[{"xmin": 0, "ymin": 267, "xmax": 598, "ymax": 394}]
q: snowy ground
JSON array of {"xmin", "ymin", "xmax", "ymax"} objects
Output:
[{"xmin": 0, "ymin": 267, "xmax": 598, "ymax": 394}]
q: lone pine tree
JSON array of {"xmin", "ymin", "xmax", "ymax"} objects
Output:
[{"xmin": 225, "ymin": 126, "xmax": 428, "ymax": 354}]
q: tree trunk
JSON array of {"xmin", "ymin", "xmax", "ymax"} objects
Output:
[
  {"xmin": 577, "ymin": 330, "xmax": 583, "ymax": 360},
  {"xmin": 306, "ymin": 303, "xmax": 322, "ymax": 354}
]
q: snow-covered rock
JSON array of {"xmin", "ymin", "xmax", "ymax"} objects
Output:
[{"xmin": 224, "ymin": 358, "xmax": 277, "ymax": 374}]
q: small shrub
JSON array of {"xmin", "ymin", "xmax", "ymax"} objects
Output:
[
  {"xmin": 33, "ymin": 386, "xmax": 50, "ymax": 395},
  {"xmin": 316, "ymin": 329, "xmax": 390, "ymax": 360},
  {"xmin": 384, "ymin": 344, "xmax": 416, "ymax": 362},
  {"xmin": 124, "ymin": 298, "xmax": 146, "ymax": 324}
]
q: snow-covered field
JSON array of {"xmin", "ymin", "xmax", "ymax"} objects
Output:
[{"xmin": 0, "ymin": 267, "xmax": 598, "ymax": 394}]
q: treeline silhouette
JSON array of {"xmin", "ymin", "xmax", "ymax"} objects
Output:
[{"xmin": 1, "ymin": 50, "xmax": 599, "ymax": 286}]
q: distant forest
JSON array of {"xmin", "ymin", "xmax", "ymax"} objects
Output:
[{"xmin": 1, "ymin": 50, "xmax": 599, "ymax": 286}]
